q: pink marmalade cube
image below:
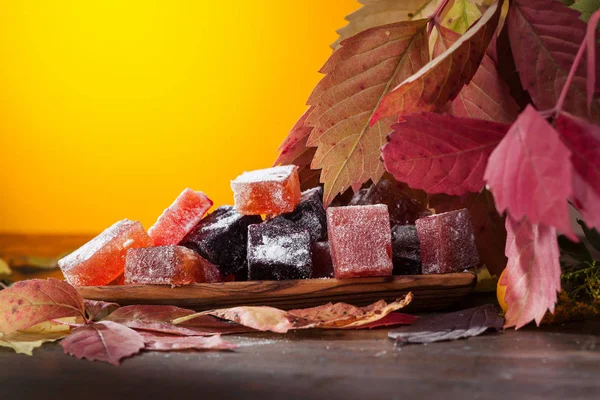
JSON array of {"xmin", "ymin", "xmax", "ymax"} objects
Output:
[
  {"xmin": 327, "ymin": 205, "xmax": 393, "ymax": 279},
  {"xmin": 125, "ymin": 245, "xmax": 209, "ymax": 286},
  {"xmin": 148, "ymin": 188, "xmax": 213, "ymax": 246},
  {"xmin": 59, "ymin": 219, "xmax": 153, "ymax": 286},
  {"xmin": 415, "ymin": 209, "xmax": 479, "ymax": 274},
  {"xmin": 230, "ymin": 165, "xmax": 301, "ymax": 215}
]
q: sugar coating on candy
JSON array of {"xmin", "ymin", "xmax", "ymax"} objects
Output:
[
  {"xmin": 59, "ymin": 219, "xmax": 152, "ymax": 286},
  {"xmin": 415, "ymin": 209, "xmax": 479, "ymax": 274},
  {"xmin": 231, "ymin": 165, "xmax": 301, "ymax": 215},
  {"xmin": 125, "ymin": 245, "xmax": 201, "ymax": 286},
  {"xmin": 267, "ymin": 187, "xmax": 327, "ymax": 242},
  {"xmin": 247, "ymin": 223, "xmax": 312, "ymax": 280},
  {"xmin": 349, "ymin": 180, "xmax": 430, "ymax": 226},
  {"xmin": 181, "ymin": 206, "xmax": 261, "ymax": 276},
  {"xmin": 311, "ymin": 241, "xmax": 334, "ymax": 279},
  {"xmin": 148, "ymin": 188, "xmax": 213, "ymax": 246},
  {"xmin": 391, "ymin": 225, "xmax": 421, "ymax": 275},
  {"xmin": 327, "ymin": 205, "xmax": 393, "ymax": 279}
]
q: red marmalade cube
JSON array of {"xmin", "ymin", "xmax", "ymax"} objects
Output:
[
  {"xmin": 58, "ymin": 219, "xmax": 152, "ymax": 286},
  {"xmin": 148, "ymin": 188, "xmax": 213, "ymax": 246},
  {"xmin": 327, "ymin": 205, "xmax": 393, "ymax": 279},
  {"xmin": 125, "ymin": 245, "xmax": 207, "ymax": 286},
  {"xmin": 230, "ymin": 165, "xmax": 301, "ymax": 215},
  {"xmin": 415, "ymin": 209, "xmax": 479, "ymax": 274}
]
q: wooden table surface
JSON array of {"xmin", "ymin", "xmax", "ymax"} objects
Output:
[{"xmin": 1, "ymin": 234, "xmax": 600, "ymax": 400}]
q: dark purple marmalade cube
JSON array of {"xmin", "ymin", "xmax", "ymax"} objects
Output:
[
  {"xmin": 349, "ymin": 180, "xmax": 430, "ymax": 226},
  {"xmin": 247, "ymin": 223, "xmax": 312, "ymax": 281},
  {"xmin": 266, "ymin": 187, "xmax": 327, "ymax": 242},
  {"xmin": 180, "ymin": 206, "xmax": 261, "ymax": 276},
  {"xmin": 415, "ymin": 209, "xmax": 479, "ymax": 274},
  {"xmin": 311, "ymin": 241, "xmax": 334, "ymax": 279},
  {"xmin": 391, "ymin": 225, "xmax": 421, "ymax": 275}
]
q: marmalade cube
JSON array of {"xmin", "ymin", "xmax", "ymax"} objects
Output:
[
  {"xmin": 180, "ymin": 206, "xmax": 261, "ymax": 276},
  {"xmin": 349, "ymin": 180, "xmax": 430, "ymax": 226},
  {"xmin": 231, "ymin": 165, "xmax": 301, "ymax": 216},
  {"xmin": 311, "ymin": 241, "xmax": 334, "ymax": 279},
  {"xmin": 415, "ymin": 209, "xmax": 479, "ymax": 274},
  {"xmin": 148, "ymin": 188, "xmax": 213, "ymax": 246},
  {"xmin": 267, "ymin": 187, "xmax": 327, "ymax": 242},
  {"xmin": 247, "ymin": 223, "xmax": 312, "ymax": 281},
  {"xmin": 327, "ymin": 205, "xmax": 393, "ymax": 279},
  {"xmin": 391, "ymin": 225, "xmax": 421, "ymax": 275},
  {"xmin": 58, "ymin": 219, "xmax": 153, "ymax": 286},
  {"xmin": 125, "ymin": 245, "xmax": 203, "ymax": 286}
]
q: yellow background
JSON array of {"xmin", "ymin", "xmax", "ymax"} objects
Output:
[{"xmin": 0, "ymin": 0, "xmax": 357, "ymax": 233}]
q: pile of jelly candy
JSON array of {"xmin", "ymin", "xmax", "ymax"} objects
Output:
[{"xmin": 58, "ymin": 165, "xmax": 479, "ymax": 287}]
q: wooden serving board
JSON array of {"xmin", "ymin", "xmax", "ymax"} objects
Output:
[{"xmin": 78, "ymin": 273, "xmax": 476, "ymax": 312}]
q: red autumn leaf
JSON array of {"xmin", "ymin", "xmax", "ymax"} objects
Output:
[
  {"xmin": 494, "ymin": 23, "xmax": 532, "ymax": 109},
  {"xmin": 371, "ymin": 0, "xmax": 504, "ymax": 123},
  {"xmin": 355, "ymin": 312, "xmax": 418, "ymax": 329},
  {"xmin": 104, "ymin": 305, "xmax": 248, "ymax": 336},
  {"xmin": 331, "ymin": 0, "xmax": 442, "ymax": 50},
  {"xmin": 139, "ymin": 332, "xmax": 236, "ymax": 352},
  {"xmin": 303, "ymin": 19, "xmax": 430, "ymax": 205},
  {"xmin": 428, "ymin": 190, "xmax": 507, "ymax": 277},
  {"xmin": 0, "ymin": 278, "xmax": 86, "ymax": 335},
  {"xmin": 586, "ymin": 10, "xmax": 600, "ymax": 111},
  {"xmin": 84, "ymin": 299, "xmax": 120, "ymax": 322},
  {"xmin": 275, "ymin": 107, "xmax": 314, "ymax": 168},
  {"xmin": 434, "ymin": 25, "xmax": 520, "ymax": 123},
  {"xmin": 382, "ymin": 112, "xmax": 509, "ymax": 195},
  {"xmin": 555, "ymin": 112, "xmax": 600, "ymax": 230},
  {"xmin": 62, "ymin": 321, "xmax": 145, "ymax": 365},
  {"xmin": 506, "ymin": 0, "xmax": 600, "ymax": 122},
  {"xmin": 501, "ymin": 216, "xmax": 561, "ymax": 329},
  {"xmin": 484, "ymin": 105, "xmax": 577, "ymax": 240}
]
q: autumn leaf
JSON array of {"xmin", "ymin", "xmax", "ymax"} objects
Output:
[
  {"xmin": 62, "ymin": 321, "xmax": 145, "ymax": 365},
  {"xmin": 388, "ymin": 304, "xmax": 503, "ymax": 345},
  {"xmin": 139, "ymin": 332, "xmax": 236, "ymax": 352},
  {"xmin": 332, "ymin": 0, "xmax": 441, "ymax": 50},
  {"xmin": 484, "ymin": 106, "xmax": 577, "ymax": 240},
  {"xmin": 494, "ymin": 23, "xmax": 532, "ymax": 109},
  {"xmin": 382, "ymin": 112, "xmax": 509, "ymax": 195},
  {"xmin": 506, "ymin": 0, "xmax": 600, "ymax": 122},
  {"xmin": 586, "ymin": 10, "xmax": 600, "ymax": 111},
  {"xmin": 0, "ymin": 258, "xmax": 12, "ymax": 276},
  {"xmin": 354, "ymin": 312, "xmax": 418, "ymax": 329},
  {"xmin": 502, "ymin": 216, "xmax": 561, "ymax": 329},
  {"xmin": 440, "ymin": 0, "xmax": 482, "ymax": 34},
  {"xmin": 434, "ymin": 25, "xmax": 520, "ymax": 122},
  {"xmin": 173, "ymin": 295, "xmax": 412, "ymax": 333},
  {"xmin": 84, "ymin": 299, "xmax": 120, "ymax": 322},
  {"xmin": 104, "ymin": 305, "xmax": 248, "ymax": 336},
  {"xmin": 555, "ymin": 112, "xmax": 600, "ymax": 230},
  {"xmin": 0, "ymin": 278, "xmax": 86, "ymax": 335},
  {"xmin": 371, "ymin": 0, "xmax": 504, "ymax": 123},
  {"xmin": 0, "ymin": 319, "xmax": 73, "ymax": 356},
  {"xmin": 428, "ymin": 190, "xmax": 507, "ymax": 277},
  {"xmin": 302, "ymin": 20, "xmax": 430, "ymax": 205}
]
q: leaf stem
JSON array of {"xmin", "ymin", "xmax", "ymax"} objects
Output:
[
  {"xmin": 428, "ymin": 0, "xmax": 452, "ymax": 35},
  {"xmin": 555, "ymin": 35, "xmax": 587, "ymax": 116}
]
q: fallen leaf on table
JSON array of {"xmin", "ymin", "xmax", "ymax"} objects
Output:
[
  {"xmin": 174, "ymin": 294, "xmax": 413, "ymax": 333},
  {"xmin": 62, "ymin": 321, "xmax": 145, "ymax": 365},
  {"xmin": 484, "ymin": 105, "xmax": 577, "ymax": 240},
  {"xmin": 0, "ymin": 278, "xmax": 86, "ymax": 335},
  {"xmin": 139, "ymin": 332, "xmax": 236, "ymax": 352},
  {"xmin": 84, "ymin": 299, "xmax": 120, "ymax": 321},
  {"xmin": 0, "ymin": 259, "xmax": 12, "ymax": 276},
  {"xmin": 105, "ymin": 305, "xmax": 249, "ymax": 336},
  {"xmin": 0, "ymin": 318, "xmax": 74, "ymax": 355},
  {"xmin": 355, "ymin": 312, "xmax": 418, "ymax": 329},
  {"xmin": 388, "ymin": 304, "xmax": 503, "ymax": 346}
]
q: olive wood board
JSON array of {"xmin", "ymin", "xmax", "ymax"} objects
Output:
[{"xmin": 78, "ymin": 273, "xmax": 476, "ymax": 312}]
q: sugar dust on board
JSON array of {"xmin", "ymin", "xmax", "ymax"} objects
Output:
[{"xmin": 58, "ymin": 165, "xmax": 480, "ymax": 287}]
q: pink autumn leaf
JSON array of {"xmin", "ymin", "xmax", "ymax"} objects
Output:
[
  {"xmin": 139, "ymin": 332, "xmax": 237, "ymax": 352},
  {"xmin": 84, "ymin": 299, "xmax": 120, "ymax": 322},
  {"xmin": 62, "ymin": 321, "xmax": 145, "ymax": 365},
  {"xmin": 555, "ymin": 112, "xmax": 600, "ymax": 230},
  {"xmin": 484, "ymin": 105, "xmax": 577, "ymax": 240},
  {"xmin": 0, "ymin": 278, "xmax": 86, "ymax": 335},
  {"xmin": 382, "ymin": 112, "xmax": 509, "ymax": 195},
  {"xmin": 586, "ymin": 10, "xmax": 600, "ymax": 112},
  {"xmin": 501, "ymin": 216, "xmax": 561, "ymax": 329},
  {"xmin": 354, "ymin": 312, "xmax": 418, "ymax": 329}
]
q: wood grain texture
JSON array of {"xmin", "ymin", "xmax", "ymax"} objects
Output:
[{"xmin": 78, "ymin": 273, "xmax": 476, "ymax": 311}]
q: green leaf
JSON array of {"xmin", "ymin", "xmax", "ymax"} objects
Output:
[
  {"xmin": 570, "ymin": 0, "xmax": 600, "ymax": 22},
  {"xmin": 441, "ymin": 0, "xmax": 482, "ymax": 33},
  {"xmin": 578, "ymin": 219, "xmax": 600, "ymax": 252}
]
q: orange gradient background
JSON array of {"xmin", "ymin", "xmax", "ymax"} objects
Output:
[{"xmin": 0, "ymin": 1, "xmax": 358, "ymax": 233}]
